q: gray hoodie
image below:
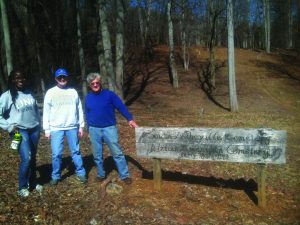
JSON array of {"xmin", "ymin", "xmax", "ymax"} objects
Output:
[{"xmin": 0, "ymin": 90, "xmax": 40, "ymax": 133}]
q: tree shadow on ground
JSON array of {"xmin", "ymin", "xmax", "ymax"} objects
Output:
[
  {"xmin": 252, "ymin": 60, "xmax": 300, "ymax": 82},
  {"xmin": 162, "ymin": 171, "xmax": 258, "ymax": 205},
  {"xmin": 125, "ymin": 65, "xmax": 165, "ymax": 106},
  {"xmin": 127, "ymin": 156, "xmax": 258, "ymax": 205},
  {"xmin": 124, "ymin": 48, "xmax": 167, "ymax": 106},
  {"xmin": 276, "ymin": 50, "xmax": 300, "ymax": 67},
  {"xmin": 37, "ymin": 155, "xmax": 258, "ymax": 205},
  {"xmin": 196, "ymin": 61, "xmax": 230, "ymax": 111},
  {"xmin": 37, "ymin": 154, "xmax": 258, "ymax": 205}
]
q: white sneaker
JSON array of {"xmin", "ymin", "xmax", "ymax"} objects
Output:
[
  {"xmin": 17, "ymin": 188, "xmax": 30, "ymax": 198},
  {"xmin": 35, "ymin": 184, "xmax": 43, "ymax": 194}
]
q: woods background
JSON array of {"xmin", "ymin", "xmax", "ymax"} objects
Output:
[
  {"xmin": 0, "ymin": 0, "xmax": 299, "ymax": 101},
  {"xmin": 0, "ymin": 1, "xmax": 300, "ymax": 224}
]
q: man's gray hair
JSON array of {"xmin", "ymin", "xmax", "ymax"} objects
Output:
[{"xmin": 87, "ymin": 73, "xmax": 101, "ymax": 84}]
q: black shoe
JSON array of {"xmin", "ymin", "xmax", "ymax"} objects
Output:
[
  {"xmin": 95, "ymin": 177, "xmax": 106, "ymax": 183},
  {"xmin": 122, "ymin": 177, "xmax": 132, "ymax": 185}
]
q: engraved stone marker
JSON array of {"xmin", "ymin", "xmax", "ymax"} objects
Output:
[
  {"xmin": 136, "ymin": 127, "xmax": 286, "ymax": 164},
  {"xmin": 136, "ymin": 127, "xmax": 287, "ymax": 207}
]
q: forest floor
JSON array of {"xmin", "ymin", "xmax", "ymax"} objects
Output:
[{"xmin": 0, "ymin": 46, "xmax": 299, "ymax": 225}]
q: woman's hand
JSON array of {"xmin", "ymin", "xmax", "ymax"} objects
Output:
[
  {"xmin": 11, "ymin": 126, "xmax": 19, "ymax": 134},
  {"xmin": 78, "ymin": 127, "xmax": 84, "ymax": 138},
  {"xmin": 45, "ymin": 132, "xmax": 51, "ymax": 140}
]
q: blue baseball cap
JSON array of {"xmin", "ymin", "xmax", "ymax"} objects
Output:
[{"xmin": 55, "ymin": 68, "xmax": 68, "ymax": 77}]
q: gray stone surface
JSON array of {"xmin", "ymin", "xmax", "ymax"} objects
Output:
[{"xmin": 136, "ymin": 127, "xmax": 286, "ymax": 164}]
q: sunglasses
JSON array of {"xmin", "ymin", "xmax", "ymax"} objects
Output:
[{"xmin": 56, "ymin": 76, "xmax": 67, "ymax": 81}]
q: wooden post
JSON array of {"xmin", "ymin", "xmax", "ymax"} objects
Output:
[
  {"xmin": 153, "ymin": 158, "xmax": 162, "ymax": 191},
  {"xmin": 257, "ymin": 163, "xmax": 267, "ymax": 208},
  {"xmin": 136, "ymin": 127, "xmax": 286, "ymax": 207}
]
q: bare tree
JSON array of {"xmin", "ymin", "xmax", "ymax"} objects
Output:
[
  {"xmin": 180, "ymin": 0, "xmax": 189, "ymax": 70},
  {"xmin": 98, "ymin": 0, "xmax": 115, "ymax": 91},
  {"xmin": 207, "ymin": 0, "xmax": 224, "ymax": 88},
  {"xmin": 298, "ymin": 0, "xmax": 300, "ymax": 54},
  {"xmin": 287, "ymin": 0, "xmax": 293, "ymax": 49},
  {"xmin": 234, "ymin": 1, "xmax": 251, "ymax": 49},
  {"xmin": 115, "ymin": 0, "xmax": 125, "ymax": 99},
  {"xmin": 97, "ymin": 36, "xmax": 108, "ymax": 87},
  {"xmin": 0, "ymin": 0, "xmax": 12, "ymax": 85},
  {"xmin": 247, "ymin": 0, "xmax": 252, "ymax": 49},
  {"xmin": 76, "ymin": 0, "xmax": 87, "ymax": 97},
  {"xmin": 167, "ymin": 0, "xmax": 178, "ymax": 88},
  {"xmin": 137, "ymin": 0, "xmax": 153, "ymax": 57},
  {"xmin": 227, "ymin": 0, "xmax": 238, "ymax": 112},
  {"xmin": 137, "ymin": 0, "xmax": 145, "ymax": 48},
  {"xmin": 263, "ymin": 0, "xmax": 271, "ymax": 53}
]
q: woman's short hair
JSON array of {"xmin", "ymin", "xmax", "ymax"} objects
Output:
[{"xmin": 86, "ymin": 73, "xmax": 101, "ymax": 84}]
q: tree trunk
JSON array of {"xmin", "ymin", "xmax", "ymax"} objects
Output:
[
  {"xmin": 298, "ymin": 0, "xmax": 300, "ymax": 55},
  {"xmin": 209, "ymin": 46, "xmax": 216, "ymax": 88},
  {"xmin": 137, "ymin": 0, "xmax": 145, "ymax": 48},
  {"xmin": 40, "ymin": 78, "xmax": 46, "ymax": 98},
  {"xmin": 0, "ymin": 0, "xmax": 13, "ymax": 81},
  {"xmin": 76, "ymin": 0, "xmax": 87, "ymax": 97},
  {"xmin": 35, "ymin": 42, "xmax": 45, "ymax": 97},
  {"xmin": 97, "ymin": 38, "xmax": 108, "ymax": 89},
  {"xmin": 227, "ymin": 0, "xmax": 238, "ymax": 112},
  {"xmin": 287, "ymin": 0, "xmax": 293, "ymax": 49},
  {"xmin": 167, "ymin": 0, "xmax": 178, "ymax": 88},
  {"xmin": 263, "ymin": 0, "xmax": 271, "ymax": 53},
  {"xmin": 0, "ymin": 68, "xmax": 5, "ymax": 94},
  {"xmin": 0, "ymin": 62, "xmax": 7, "ymax": 93},
  {"xmin": 247, "ymin": 0, "xmax": 252, "ymax": 49},
  {"xmin": 11, "ymin": 0, "xmax": 47, "ymax": 96},
  {"xmin": 31, "ymin": 7, "xmax": 45, "ymax": 98},
  {"xmin": 180, "ymin": 0, "xmax": 189, "ymax": 70},
  {"xmin": 145, "ymin": 0, "xmax": 152, "ymax": 52},
  {"xmin": 115, "ymin": 0, "xmax": 125, "ymax": 99},
  {"xmin": 145, "ymin": 0, "xmax": 152, "ymax": 39},
  {"xmin": 98, "ymin": 0, "xmax": 115, "ymax": 91},
  {"xmin": 138, "ymin": 0, "xmax": 153, "ymax": 56},
  {"xmin": 208, "ymin": 1, "xmax": 217, "ymax": 88}
]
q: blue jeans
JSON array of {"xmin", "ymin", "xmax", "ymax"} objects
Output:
[
  {"xmin": 50, "ymin": 128, "xmax": 86, "ymax": 180},
  {"xmin": 89, "ymin": 126, "xmax": 129, "ymax": 180},
  {"xmin": 16, "ymin": 126, "xmax": 40, "ymax": 190}
]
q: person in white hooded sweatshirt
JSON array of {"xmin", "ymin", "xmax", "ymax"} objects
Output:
[{"xmin": 43, "ymin": 68, "xmax": 87, "ymax": 185}]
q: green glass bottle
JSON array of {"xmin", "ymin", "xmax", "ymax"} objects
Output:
[{"xmin": 11, "ymin": 132, "xmax": 22, "ymax": 150}]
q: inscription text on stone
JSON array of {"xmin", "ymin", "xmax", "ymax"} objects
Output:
[{"xmin": 136, "ymin": 128, "xmax": 286, "ymax": 164}]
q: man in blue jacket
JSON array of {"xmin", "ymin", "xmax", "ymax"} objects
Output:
[{"xmin": 85, "ymin": 73, "xmax": 138, "ymax": 184}]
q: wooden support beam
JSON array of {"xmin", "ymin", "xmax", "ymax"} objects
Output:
[
  {"xmin": 153, "ymin": 158, "xmax": 162, "ymax": 191},
  {"xmin": 257, "ymin": 163, "xmax": 267, "ymax": 208},
  {"xmin": 136, "ymin": 127, "xmax": 287, "ymax": 207}
]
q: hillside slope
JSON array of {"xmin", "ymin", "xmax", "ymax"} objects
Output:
[{"xmin": 0, "ymin": 46, "xmax": 299, "ymax": 225}]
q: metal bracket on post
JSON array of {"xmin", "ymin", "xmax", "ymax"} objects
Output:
[
  {"xmin": 257, "ymin": 163, "xmax": 267, "ymax": 208},
  {"xmin": 153, "ymin": 158, "xmax": 162, "ymax": 191}
]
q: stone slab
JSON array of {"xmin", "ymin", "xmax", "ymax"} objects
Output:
[{"xmin": 135, "ymin": 127, "xmax": 287, "ymax": 164}]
